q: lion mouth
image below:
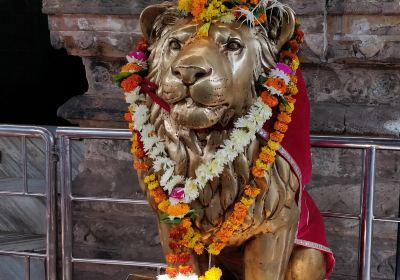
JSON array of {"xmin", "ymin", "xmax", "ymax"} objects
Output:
[{"xmin": 170, "ymin": 99, "xmax": 228, "ymax": 129}]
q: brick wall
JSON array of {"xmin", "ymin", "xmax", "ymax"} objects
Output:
[{"xmin": 43, "ymin": 1, "xmax": 400, "ymax": 279}]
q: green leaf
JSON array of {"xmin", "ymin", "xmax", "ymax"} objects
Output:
[{"xmin": 112, "ymin": 72, "xmax": 132, "ymax": 87}]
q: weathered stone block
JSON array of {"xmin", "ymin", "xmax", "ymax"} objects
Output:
[
  {"xmin": 43, "ymin": 0, "xmax": 163, "ymax": 15},
  {"xmin": 327, "ymin": 0, "xmax": 400, "ymax": 15},
  {"xmin": 303, "ymin": 65, "xmax": 400, "ymax": 106},
  {"xmin": 281, "ymin": 0, "xmax": 326, "ymax": 15}
]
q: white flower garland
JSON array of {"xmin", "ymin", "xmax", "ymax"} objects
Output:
[{"xmin": 126, "ymin": 91, "xmax": 272, "ymax": 204}]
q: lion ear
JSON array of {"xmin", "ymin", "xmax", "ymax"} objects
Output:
[
  {"xmin": 140, "ymin": 3, "xmax": 173, "ymax": 43},
  {"xmin": 266, "ymin": 6, "xmax": 296, "ymax": 52}
]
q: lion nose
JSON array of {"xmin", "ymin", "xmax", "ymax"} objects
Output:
[{"xmin": 172, "ymin": 65, "xmax": 211, "ymax": 86}]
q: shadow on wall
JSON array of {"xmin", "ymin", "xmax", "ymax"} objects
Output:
[{"xmin": 0, "ymin": 0, "xmax": 87, "ymax": 126}]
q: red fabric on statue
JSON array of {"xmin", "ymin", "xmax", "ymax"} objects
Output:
[{"xmin": 278, "ymin": 69, "xmax": 335, "ymax": 279}]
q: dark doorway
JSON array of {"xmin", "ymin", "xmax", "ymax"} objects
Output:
[{"xmin": 0, "ymin": 0, "xmax": 88, "ymax": 126}]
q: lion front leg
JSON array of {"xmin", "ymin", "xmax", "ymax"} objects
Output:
[{"xmin": 243, "ymin": 206, "xmax": 298, "ymax": 280}]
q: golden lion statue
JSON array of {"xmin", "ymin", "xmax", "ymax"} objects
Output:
[{"xmin": 116, "ymin": 1, "xmax": 333, "ymax": 279}]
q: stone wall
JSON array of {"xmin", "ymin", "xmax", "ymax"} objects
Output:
[{"xmin": 42, "ymin": 1, "xmax": 400, "ymax": 279}]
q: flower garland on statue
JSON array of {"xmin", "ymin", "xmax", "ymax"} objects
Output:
[{"xmin": 113, "ymin": 0, "xmax": 305, "ymax": 279}]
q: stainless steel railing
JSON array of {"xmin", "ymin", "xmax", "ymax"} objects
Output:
[
  {"xmin": 0, "ymin": 125, "xmax": 57, "ymax": 280},
  {"xmin": 1, "ymin": 125, "xmax": 399, "ymax": 280}
]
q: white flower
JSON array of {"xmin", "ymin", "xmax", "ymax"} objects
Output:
[
  {"xmin": 184, "ymin": 179, "xmax": 200, "ymax": 203},
  {"xmin": 126, "ymin": 56, "xmax": 148, "ymax": 69},
  {"xmin": 133, "ymin": 105, "xmax": 149, "ymax": 128},
  {"xmin": 160, "ymin": 167, "xmax": 174, "ymax": 187},
  {"xmin": 269, "ymin": 68, "xmax": 290, "ymax": 84},
  {"xmin": 141, "ymin": 123, "xmax": 155, "ymax": 137},
  {"xmin": 148, "ymin": 142, "xmax": 167, "ymax": 160},
  {"xmin": 207, "ymin": 159, "xmax": 224, "ymax": 177},
  {"xmin": 165, "ymin": 175, "xmax": 184, "ymax": 193},
  {"xmin": 124, "ymin": 87, "xmax": 141, "ymax": 104},
  {"xmin": 266, "ymin": 86, "xmax": 284, "ymax": 97},
  {"xmin": 153, "ymin": 157, "xmax": 174, "ymax": 172},
  {"xmin": 142, "ymin": 136, "xmax": 158, "ymax": 152}
]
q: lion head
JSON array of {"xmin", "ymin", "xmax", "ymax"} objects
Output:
[{"xmin": 139, "ymin": 2, "xmax": 297, "ymax": 238}]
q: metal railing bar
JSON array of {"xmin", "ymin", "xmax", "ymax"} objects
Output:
[
  {"xmin": 71, "ymin": 196, "xmax": 149, "ymax": 205},
  {"xmin": 0, "ymin": 250, "xmax": 46, "ymax": 258},
  {"xmin": 311, "ymin": 135, "xmax": 400, "ymax": 150},
  {"xmin": 60, "ymin": 136, "xmax": 73, "ymax": 280},
  {"xmin": 0, "ymin": 191, "xmax": 46, "ymax": 197},
  {"xmin": 56, "ymin": 127, "xmax": 131, "ymax": 140},
  {"xmin": 44, "ymin": 128, "xmax": 57, "ymax": 280},
  {"xmin": 374, "ymin": 217, "xmax": 400, "ymax": 223},
  {"xmin": 72, "ymin": 258, "xmax": 166, "ymax": 269},
  {"xmin": 0, "ymin": 125, "xmax": 57, "ymax": 280},
  {"xmin": 321, "ymin": 211, "xmax": 360, "ymax": 220},
  {"xmin": 25, "ymin": 256, "xmax": 30, "ymax": 280},
  {"xmin": 21, "ymin": 136, "xmax": 28, "ymax": 194},
  {"xmin": 358, "ymin": 147, "xmax": 376, "ymax": 280}
]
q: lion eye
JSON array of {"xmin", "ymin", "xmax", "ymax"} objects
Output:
[
  {"xmin": 226, "ymin": 39, "xmax": 243, "ymax": 51},
  {"xmin": 169, "ymin": 39, "xmax": 181, "ymax": 51}
]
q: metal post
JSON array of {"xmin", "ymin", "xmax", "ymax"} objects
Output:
[
  {"xmin": 24, "ymin": 256, "xmax": 30, "ymax": 280},
  {"xmin": 358, "ymin": 147, "xmax": 376, "ymax": 280},
  {"xmin": 21, "ymin": 136, "xmax": 28, "ymax": 193},
  {"xmin": 43, "ymin": 129, "xmax": 57, "ymax": 280},
  {"xmin": 396, "ymin": 197, "xmax": 400, "ymax": 280},
  {"xmin": 60, "ymin": 137, "xmax": 73, "ymax": 280}
]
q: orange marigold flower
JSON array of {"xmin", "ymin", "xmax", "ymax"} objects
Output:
[
  {"xmin": 194, "ymin": 243, "xmax": 205, "ymax": 255},
  {"xmin": 274, "ymin": 121, "xmax": 289, "ymax": 133},
  {"xmin": 269, "ymin": 131, "xmax": 285, "ymax": 143},
  {"xmin": 260, "ymin": 91, "xmax": 279, "ymax": 107},
  {"xmin": 280, "ymin": 103, "xmax": 295, "ymax": 114},
  {"xmin": 288, "ymin": 83, "xmax": 299, "ymax": 95},
  {"xmin": 281, "ymin": 50, "xmax": 296, "ymax": 61},
  {"xmin": 166, "ymin": 253, "xmax": 178, "ymax": 263},
  {"xmin": 121, "ymin": 62, "xmax": 142, "ymax": 73},
  {"xmin": 133, "ymin": 160, "xmax": 148, "ymax": 170},
  {"xmin": 150, "ymin": 188, "xmax": 167, "ymax": 204},
  {"xmin": 191, "ymin": 0, "xmax": 207, "ymax": 18},
  {"xmin": 255, "ymin": 12, "xmax": 267, "ymax": 25},
  {"xmin": 295, "ymin": 29, "xmax": 305, "ymax": 43},
  {"xmin": 259, "ymin": 152, "xmax": 275, "ymax": 163},
  {"xmin": 121, "ymin": 74, "xmax": 142, "ymax": 92},
  {"xmin": 158, "ymin": 200, "xmax": 170, "ymax": 212},
  {"xmin": 265, "ymin": 77, "xmax": 287, "ymax": 94},
  {"xmin": 179, "ymin": 265, "xmax": 194, "ymax": 275},
  {"xmin": 166, "ymin": 266, "xmax": 178, "ymax": 278},
  {"xmin": 277, "ymin": 113, "xmax": 292, "ymax": 124},
  {"xmin": 124, "ymin": 112, "xmax": 132, "ymax": 122},
  {"xmin": 289, "ymin": 74, "xmax": 298, "ymax": 84},
  {"xmin": 252, "ymin": 166, "xmax": 265, "ymax": 178},
  {"xmin": 285, "ymin": 96, "xmax": 297, "ymax": 104},
  {"xmin": 244, "ymin": 185, "xmax": 261, "ymax": 198},
  {"xmin": 181, "ymin": 218, "xmax": 192, "ymax": 229},
  {"xmin": 178, "ymin": 252, "xmax": 191, "ymax": 264},
  {"xmin": 167, "ymin": 203, "xmax": 190, "ymax": 217}
]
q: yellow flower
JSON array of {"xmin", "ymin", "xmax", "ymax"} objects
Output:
[
  {"xmin": 158, "ymin": 200, "xmax": 170, "ymax": 212},
  {"xmin": 267, "ymin": 139, "xmax": 280, "ymax": 151},
  {"xmin": 147, "ymin": 181, "xmax": 160, "ymax": 191},
  {"xmin": 280, "ymin": 102, "xmax": 295, "ymax": 113},
  {"xmin": 261, "ymin": 146, "xmax": 276, "ymax": 156},
  {"xmin": 178, "ymin": 0, "xmax": 191, "ymax": 12},
  {"xmin": 202, "ymin": 266, "xmax": 223, "ymax": 280},
  {"xmin": 241, "ymin": 197, "xmax": 255, "ymax": 208},
  {"xmin": 144, "ymin": 174, "xmax": 156, "ymax": 184},
  {"xmin": 256, "ymin": 159, "xmax": 269, "ymax": 171}
]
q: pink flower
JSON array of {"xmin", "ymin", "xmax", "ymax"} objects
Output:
[
  {"xmin": 276, "ymin": 63, "xmax": 292, "ymax": 75},
  {"xmin": 128, "ymin": 51, "xmax": 147, "ymax": 61},
  {"xmin": 170, "ymin": 187, "xmax": 185, "ymax": 200}
]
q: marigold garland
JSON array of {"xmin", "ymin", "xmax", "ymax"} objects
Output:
[{"xmin": 114, "ymin": 6, "xmax": 304, "ymax": 280}]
